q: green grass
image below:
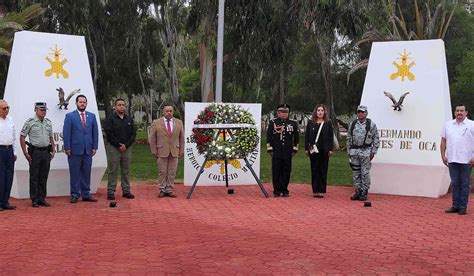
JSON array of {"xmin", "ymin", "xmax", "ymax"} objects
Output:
[{"xmin": 127, "ymin": 133, "xmax": 353, "ymax": 186}]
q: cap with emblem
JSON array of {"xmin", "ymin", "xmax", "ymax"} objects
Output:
[
  {"xmin": 356, "ymin": 105, "xmax": 367, "ymax": 112},
  {"xmin": 277, "ymin": 103, "xmax": 290, "ymax": 112},
  {"xmin": 34, "ymin": 102, "xmax": 48, "ymax": 110}
]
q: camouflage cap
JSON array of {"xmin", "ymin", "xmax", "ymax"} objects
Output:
[{"xmin": 35, "ymin": 102, "xmax": 48, "ymax": 110}]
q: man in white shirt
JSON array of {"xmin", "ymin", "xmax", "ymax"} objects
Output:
[
  {"xmin": 441, "ymin": 104, "xmax": 474, "ymax": 215},
  {"xmin": 0, "ymin": 100, "xmax": 17, "ymax": 211}
]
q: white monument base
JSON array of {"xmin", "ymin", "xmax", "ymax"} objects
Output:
[
  {"xmin": 10, "ymin": 167, "xmax": 106, "ymax": 199},
  {"xmin": 369, "ymin": 163, "xmax": 450, "ymax": 198}
]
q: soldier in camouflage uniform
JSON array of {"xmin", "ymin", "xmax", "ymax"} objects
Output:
[
  {"xmin": 19, "ymin": 102, "xmax": 56, "ymax": 207},
  {"xmin": 266, "ymin": 103, "xmax": 299, "ymax": 197},
  {"xmin": 347, "ymin": 105, "xmax": 379, "ymax": 201}
]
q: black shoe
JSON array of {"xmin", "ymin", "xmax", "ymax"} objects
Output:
[
  {"xmin": 2, "ymin": 204, "xmax": 16, "ymax": 210},
  {"xmin": 458, "ymin": 208, "xmax": 467, "ymax": 215},
  {"xmin": 167, "ymin": 193, "xmax": 177, "ymax": 198},
  {"xmin": 158, "ymin": 191, "xmax": 166, "ymax": 198},
  {"xmin": 107, "ymin": 194, "xmax": 115, "ymax": 200},
  {"xmin": 32, "ymin": 201, "xmax": 40, "ymax": 208},
  {"xmin": 39, "ymin": 200, "xmax": 51, "ymax": 207},
  {"xmin": 122, "ymin": 193, "xmax": 135, "ymax": 199},
  {"xmin": 316, "ymin": 194, "xmax": 324, "ymax": 198},
  {"xmin": 358, "ymin": 193, "xmax": 367, "ymax": 201},
  {"xmin": 273, "ymin": 193, "xmax": 281, "ymax": 197},
  {"xmin": 0, "ymin": 206, "xmax": 3, "ymax": 211},
  {"xmin": 82, "ymin": 196, "xmax": 98, "ymax": 202},
  {"xmin": 70, "ymin": 197, "xmax": 78, "ymax": 203},
  {"xmin": 445, "ymin": 207, "xmax": 459, "ymax": 213},
  {"xmin": 282, "ymin": 193, "xmax": 290, "ymax": 197},
  {"xmin": 350, "ymin": 192, "xmax": 360, "ymax": 201}
]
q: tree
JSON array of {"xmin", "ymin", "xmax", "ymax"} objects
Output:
[
  {"xmin": 301, "ymin": 0, "xmax": 382, "ymax": 139},
  {"xmin": 0, "ymin": 3, "xmax": 44, "ymax": 97},
  {"xmin": 152, "ymin": 0, "xmax": 187, "ymax": 115},
  {"xmin": 451, "ymin": 49, "xmax": 474, "ymax": 113},
  {"xmin": 348, "ymin": 0, "xmax": 457, "ymax": 79}
]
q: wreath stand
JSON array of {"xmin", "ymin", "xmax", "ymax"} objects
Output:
[{"xmin": 187, "ymin": 125, "xmax": 269, "ymax": 199}]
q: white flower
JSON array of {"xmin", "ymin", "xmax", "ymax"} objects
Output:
[{"xmin": 225, "ymin": 147, "xmax": 231, "ymax": 153}]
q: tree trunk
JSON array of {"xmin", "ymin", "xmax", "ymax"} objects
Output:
[
  {"xmin": 279, "ymin": 62, "xmax": 285, "ymax": 104},
  {"xmin": 316, "ymin": 36, "xmax": 340, "ymax": 148},
  {"xmin": 163, "ymin": 1, "xmax": 183, "ymax": 115},
  {"xmin": 255, "ymin": 69, "xmax": 264, "ymax": 102},
  {"xmin": 199, "ymin": 14, "xmax": 214, "ymax": 102},
  {"xmin": 136, "ymin": 32, "xmax": 147, "ymax": 110},
  {"xmin": 86, "ymin": 25, "xmax": 98, "ymax": 93}
]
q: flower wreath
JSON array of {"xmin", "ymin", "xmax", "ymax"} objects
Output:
[{"xmin": 191, "ymin": 103, "xmax": 259, "ymax": 160}]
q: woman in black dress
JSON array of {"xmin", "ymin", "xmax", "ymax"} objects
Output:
[{"xmin": 305, "ymin": 104, "xmax": 333, "ymax": 198}]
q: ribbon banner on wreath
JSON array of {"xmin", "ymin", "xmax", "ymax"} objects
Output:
[{"xmin": 184, "ymin": 102, "xmax": 262, "ymax": 186}]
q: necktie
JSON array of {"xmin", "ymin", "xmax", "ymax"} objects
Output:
[
  {"xmin": 80, "ymin": 112, "xmax": 86, "ymax": 128},
  {"xmin": 167, "ymin": 119, "xmax": 172, "ymax": 136}
]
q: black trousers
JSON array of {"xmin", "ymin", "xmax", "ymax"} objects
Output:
[
  {"xmin": 29, "ymin": 149, "xmax": 51, "ymax": 202},
  {"xmin": 272, "ymin": 157, "xmax": 292, "ymax": 195},
  {"xmin": 0, "ymin": 147, "xmax": 14, "ymax": 207},
  {"xmin": 310, "ymin": 152, "xmax": 329, "ymax": 193}
]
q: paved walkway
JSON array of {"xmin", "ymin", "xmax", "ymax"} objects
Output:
[{"xmin": 1, "ymin": 183, "xmax": 473, "ymax": 275}]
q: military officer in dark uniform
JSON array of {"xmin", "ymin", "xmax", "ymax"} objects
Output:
[
  {"xmin": 19, "ymin": 102, "xmax": 55, "ymax": 207},
  {"xmin": 266, "ymin": 103, "xmax": 299, "ymax": 197}
]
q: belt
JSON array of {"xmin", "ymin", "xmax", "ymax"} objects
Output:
[
  {"xmin": 0, "ymin": 145, "xmax": 13, "ymax": 149},
  {"xmin": 29, "ymin": 145, "xmax": 49, "ymax": 151}
]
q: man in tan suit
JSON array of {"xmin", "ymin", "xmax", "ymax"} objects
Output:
[{"xmin": 149, "ymin": 104, "xmax": 184, "ymax": 198}]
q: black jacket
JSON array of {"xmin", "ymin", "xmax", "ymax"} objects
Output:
[
  {"xmin": 305, "ymin": 120, "xmax": 334, "ymax": 154},
  {"xmin": 266, "ymin": 118, "xmax": 299, "ymax": 159},
  {"xmin": 104, "ymin": 112, "xmax": 136, "ymax": 148}
]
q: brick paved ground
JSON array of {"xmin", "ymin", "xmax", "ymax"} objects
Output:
[{"xmin": 1, "ymin": 182, "xmax": 473, "ymax": 275}]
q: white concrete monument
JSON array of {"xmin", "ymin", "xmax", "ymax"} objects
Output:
[
  {"xmin": 361, "ymin": 39, "xmax": 452, "ymax": 197},
  {"xmin": 4, "ymin": 31, "xmax": 107, "ymax": 198},
  {"xmin": 184, "ymin": 102, "xmax": 262, "ymax": 187}
]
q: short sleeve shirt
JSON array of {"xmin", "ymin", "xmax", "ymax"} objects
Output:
[
  {"xmin": 20, "ymin": 116, "xmax": 53, "ymax": 147},
  {"xmin": 440, "ymin": 118, "xmax": 474, "ymax": 164}
]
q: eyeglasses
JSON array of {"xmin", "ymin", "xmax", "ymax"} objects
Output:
[{"xmin": 1, "ymin": 106, "xmax": 10, "ymax": 111}]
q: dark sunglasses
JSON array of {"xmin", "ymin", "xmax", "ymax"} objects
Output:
[
  {"xmin": 278, "ymin": 110, "xmax": 289, "ymax": 113},
  {"xmin": 2, "ymin": 106, "xmax": 10, "ymax": 111},
  {"xmin": 356, "ymin": 110, "xmax": 365, "ymax": 113}
]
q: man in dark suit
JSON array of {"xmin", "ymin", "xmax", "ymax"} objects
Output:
[
  {"xmin": 266, "ymin": 103, "xmax": 299, "ymax": 197},
  {"xmin": 63, "ymin": 95, "xmax": 99, "ymax": 203}
]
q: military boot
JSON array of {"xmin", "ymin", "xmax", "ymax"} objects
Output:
[
  {"xmin": 358, "ymin": 190, "xmax": 368, "ymax": 201},
  {"xmin": 350, "ymin": 190, "xmax": 361, "ymax": 200}
]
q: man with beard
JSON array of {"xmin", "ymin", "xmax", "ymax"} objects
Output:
[{"xmin": 63, "ymin": 95, "xmax": 99, "ymax": 203}]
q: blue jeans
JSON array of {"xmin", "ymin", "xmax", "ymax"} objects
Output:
[{"xmin": 448, "ymin": 163, "xmax": 472, "ymax": 209}]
